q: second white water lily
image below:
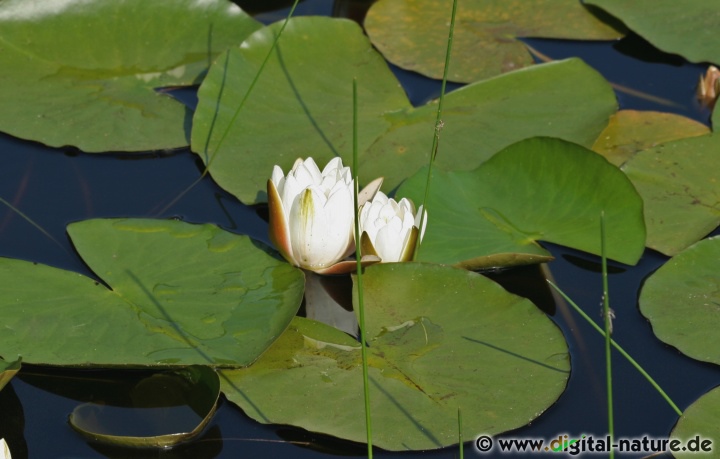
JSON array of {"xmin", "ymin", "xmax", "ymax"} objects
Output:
[
  {"xmin": 359, "ymin": 191, "xmax": 427, "ymax": 263},
  {"xmin": 268, "ymin": 157, "xmax": 382, "ymax": 274}
]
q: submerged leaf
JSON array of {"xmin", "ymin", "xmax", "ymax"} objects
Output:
[
  {"xmin": 69, "ymin": 366, "xmax": 219, "ymax": 448},
  {"xmin": 365, "ymin": 0, "xmax": 624, "ymax": 82},
  {"xmin": 0, "ymin": 219, "xmax": 304, "ymax": 367},
  {"xmin": 221, "ymin": 263, "xmax": 569, "ymax": 450},
  {"xmin": 192, "ymin": 16, "xmax": 617, "ymax": 204},
  {"xmin": 398, "ymin": 137, "xmax": 646, "ymax": 267},
  {"xmin": 0, "ymin": 0, "xmax": 261, "ymax": 152}
]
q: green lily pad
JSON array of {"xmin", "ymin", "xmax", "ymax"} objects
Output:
[
  {"xmin": 639, "ymin": 236, "xmax": 720, "ymax": 365},
  {"xmin": 0, "ymin": 219, "xmax": 304, "ymax": 367},
  {"xmin": 191, "ymin": 16, "xmax": 618, "ymax": 204},
  {"xmin": 592, "ymin": 110, "xmax": 710, "ymax": 167},
  {"xmin": 0, "ymin": 357, "xmax": 21, "ymax": 392},
  {"xmin": 671, "ymin": 386, "xmax": 720, "ymax": 458},
  {"xmin": 70, "ymin": 366, "xmax": 219, "ymax": 448},
  {"xmin": 364, "ymin": 0, "xmax": 624, "ymax": 83},
  {"xmin": 397, "ymin": 137, "xmax": 646, "ymax": 267},
  {"xmin": 221, "ymin": 263, "xmax": 570, "ymax": 451},
  {"xmin": 0, "ymin": 0, "xmax": 261, "ymax": 152},
  {"xmin": 621, "ymin": 120, "xmax": 720, "ymax": 256},
  {"xmin": 586, "ymin": 0, "xmax": 720, "ymax": 66}
]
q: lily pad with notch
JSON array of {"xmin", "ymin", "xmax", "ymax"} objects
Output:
[
  {"xmin": 191, "ymin": 16, "xmax": 618, "ymax": 205},
  {"xmin": 397, "ymin": 136, "xmax": 646, "ymax": 268},
  {"xmin": 221, "ymin": 263, "xmax": 570, "ymax": 451},
  {"xmin": 0, "ymin": 219, "xmax": 304, "ymax": 367}
]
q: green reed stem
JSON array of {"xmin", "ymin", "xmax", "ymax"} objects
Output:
[
  {"xmin": 204, "ymin": 0, "xmax": 299, "ymax": 173},
  {"xmin": 159, "ymin": 0, "xmax": 299, "ymax": 215},
  {"xmin": 414, "ymin": 0, "xmax": 457, "ymax": 259},
  {"xmin": 546, "ymin": 280, "xmax": 683, "ymax": 417},
  {"xmin": 353, "ymin": 78, "xmax": 373, "ymax": 458},
  {"xmin": 0, "ymin": 197, "xmax": 66, "ymax": 252},
  {"xmin": 600, "ymin": 212, "xmax": 614, "ymax": 459}
]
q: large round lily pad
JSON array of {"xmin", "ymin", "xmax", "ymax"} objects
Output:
[
  {"xmin": 639, "ymin": 236, "xmax": 720, "ymax": 365},
  {"xmin": 0, "ymin": 0, "xmax": 261, "ymax": 152},
  {"xmin": 364, "ymin": 0, "xmax": 624, "ymax": 83},
  {"xmin": 397, "ymin": 137, "xmax": 646, "ymax": 267},
  {"xmin": 221, "ymin": 263, "xmax": 570, "ymax": 450},
  {"xmin": 192, "ymin": 16, "xmax": 618, "ymax": 204},
  {"xmin": 586, "ymin": 0, "xmax": 720, "ymax": 66},
  {"xmin": 0, "ymin": 219, "xmax": 304, "ymax": 367}
]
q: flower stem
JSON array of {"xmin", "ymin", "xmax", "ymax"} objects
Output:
[
  {"xmin": 414, "ymin": 0, "xmax": 457, "ymax": 259},
  {"xmin": 601, "ymin": 212, "xmax": 614, "ymax": 459},
  {"xmin": 353, "ymin": 77, "xmax": 373, "ymax": 457}
]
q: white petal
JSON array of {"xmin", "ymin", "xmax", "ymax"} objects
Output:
[
  {"xmin": 374, "ymin": 216, "xmax": 405, "ymax": 262},
  {"xmin": 358, "ymin": 177, "xmax": 384, "ymax": 206},
  {"xmin": 293, "ymin": 162, "xmax": 319, "ymax": 188},
  {"xmin": 323, "ymin": 157, "xmax": 344, "ymax": 174},
  {"xmin": 280, "ymin": 174, "xmax": 306, "ymax": 219},
  {"xmin": 0, "ymin": 438, "xmax": 10, "ymax": 459},
  {"xmin": 289, "ymin": 186, "xmax": 354, "ymax": 270},
  {"xmin": 397, "ymin": 197, "xmax": 415, "ymax": 214},
  {"xmin": 415, "ymin": 205, "xmax": 427, "ymax": 241},
  {"xmin": 290, "ymin": 157, "xmax": 305, "ymax": 171},
  {"xmin": 271, "ymin": 165, "xmax": 285, "ymax": 190}
]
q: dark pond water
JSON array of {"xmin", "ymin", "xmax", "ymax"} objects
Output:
[{"xmin": 1, "ymin": 0, "xmax": 719, "ymax": 458}]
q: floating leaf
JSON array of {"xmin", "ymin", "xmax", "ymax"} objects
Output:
[
  {"xmin": 364, "ymin": 0, "xmax": 624, "ymax": 83},
  {"xmin": 0, "ymin": 0, "xmax": 261, "ymax": 152},
  {"xmin": 639, "ymin": 236, "xmax": 720, "ymax": 365},
  {"xmin": 586, "ymin": 0, "xmax": 720, "ymax": 66},
  {"xmin": 592, "ymin": 110, "xmax": 710, "ymax": 167},
  {"xmin": 671, "ymin": 386, "xmax": 720, "ymax": 459},
  {"xmin": 0, "ymin": 358, "xmax": 21, "ymax": 392},
  {"xmin": 70, "ymin": 366, "xmax": 219, "ymax": 448},
  {"xmin": 398, "ymin": 137, "xmax": 646, "ymax": 267},
  {"xmin": 622, "ymin": 119, "xmax": 720, "ymax": 255},
  {"xmin": 191, "ymin": 16, "xmax": 617, "ymax": 204},
  {"xmin": 0, "ymin": 219, "xmax": 304, "ymax": 367},
  {"xmin": 221, "ymin": 263, "xmax": 570, "ymax": 451}
]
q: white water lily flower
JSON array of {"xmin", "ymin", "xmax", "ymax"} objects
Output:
[
  {"xmin": 1, "ymin": 438, "xmax": 10, "ymax": 459},
  {"xmin": 359, "ymin": 191, "xmax": 427, "ymax": 262},
  {"xmin": 268, "ymin": 157, "xmax": 382, "ymax": 274}
]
